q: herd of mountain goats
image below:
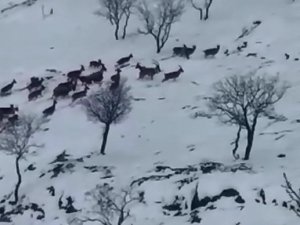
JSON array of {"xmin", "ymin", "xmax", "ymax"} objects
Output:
[{"xmin": 0, "ymin": 44, "xmax": 221, "ymax": 123}]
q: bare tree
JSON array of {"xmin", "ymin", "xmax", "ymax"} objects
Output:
[
  {"xmin": 282, "ymin": 173, "xmax": 300, "ymax": 217},
  {"xmin": 207, "ymin": 72, "xmax": 288, "ymax": 160},
  {"xmin": 77, "ymin": 183, "xmax": 144, "ymax": 225},
  {"xmin": 203, "ymin": 0, "xmax": 213, "ymax": 20},
  {"xmin": 0, "ymin": 114, "xmax": 45, "ymax": 205},
  {"xmin": 190, "ymin": 0, "xmax": 213, "ymax": 20},
  {"xmin": 82, "ymin": 79, "xmax": 132, "ymax": 155},
  {"xmin": 190, "ymin": 0, "xmax": 203, "ymax": 20},
  {"xmin": 137, "ymin": 0, "xmax": 185, "ymax": 53},
  {"xmin": 96, "ymin": 0, "xmax": 136, "ymax": 40}
]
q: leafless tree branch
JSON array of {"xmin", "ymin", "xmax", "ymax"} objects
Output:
[
  {"xmin": 137, "ymin": 0, "xmax": 185, "ymax": 53},
  {"xmin": 78, "ymin": 183, "xmax": 144, "ymax": 225},
  {"xmin": 190, "ymin": 0, "xmax": 213, "ymax": 20},
  {"xmin": 0, "ymin": 114, "xmax": 45, "ymax": 204},
  {"xmin": 207, "ymin": 72, "xmax": 288, "ymax": 160},
  {"xmin": 82, "ymin": 79, "xmax": 132, "ymax": 154},
  {"xmin": 96, "ymin": 0, "xmax": 136, "ymax": 40},
  {"xmin": 282, "ymin": 173, "xmax": 300, "ymax": 217}
]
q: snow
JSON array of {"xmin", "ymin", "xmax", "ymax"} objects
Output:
[{"xmin": 0, "ymin": 0, "xmax": 299, "ymax": 224}]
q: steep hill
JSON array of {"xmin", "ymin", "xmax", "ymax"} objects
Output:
[{"xmin": 0, "ymin": 0, "xmax": 300, "ymax": 224}]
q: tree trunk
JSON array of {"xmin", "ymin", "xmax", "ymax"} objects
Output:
[
  {"xmin": 11, "ymin": 156, "xmax": 22, "ymax": 205},
  {"xmin": 244, "ymin": 129, "xmax": 254, "ymax": 160},
  {"xmin": 100, "ymin": 124, "xmax": 110, "ymax": 155},
  {"xmin": 204, "ymin": 0, "xmax": 213, "ymax": 20},
  {"xmin": 199, "ymin": 8, "xmax": 203, "ymax": 20},
  {"xmin": 204, "ymin": 7, "xmax": 209, "ymax": 20},
  {"xmin": 156, "ymin": 38, "xmax": 161, "ymax": 53},
  {"xmin": 232, "ymin": 125, "xmax": 242, "ymax": 160},
  {"xmin": 122, "ymin": 14, "xmax": 130, "ymax": 39},
  {"xmin": 117, "ymin": 209, "xmax": 124, "ymax": 225},
  {"xmin": 114, "ymin": 23, "xmax": 120, "ymax": 40}
]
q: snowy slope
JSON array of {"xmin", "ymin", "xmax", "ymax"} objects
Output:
[{"xmin": 0, "ymin": 0, "xmax": 300, "ymax": 224}]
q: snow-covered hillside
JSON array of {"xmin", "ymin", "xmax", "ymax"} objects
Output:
[{"xmin": 0, "ymin": 0, "xmax": 300, "ymax": 224}]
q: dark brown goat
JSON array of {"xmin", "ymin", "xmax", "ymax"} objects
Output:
[
  {"xmin": 173, "ymin": 45, "xmax": 196, "ymax": 59},
  {"xmin": 116, "ymin": 54, "xmax": 133, "ymax": 66},
  {"xmin": 203, "ymin": 45, "xmax": 220, "ymax": 58},
  {"xmin": 89, "ymin": 59, "xmax": 102, "ymax": 68},
  {"xmin": 78, "ymin": 75, "xmax": 92, "ymax": 85},
  {"xmin": 109, "ymin": 69, "xmax": 121, "ymax": 90},
  {"xmin": 135, "ymin": 63, "xmax": 161, "ymax": 80},
  {"xmin": 28, "ymin": 85, "xmax": 46, "ymax": 101},
  {"xmin": 111, "ymin": 69, "xmax": 121, "ymax": 83},
  {"xmin": 53, "ymin": 81, "xmax": 77, "ymax": 99},
  {"xmin": 0, "ymin": 104, "xmax": 18, "ymax": 117},
  {"xmin": 43, "ymin": 100, "xmax": 57, "ymax": 117},
  {"xmin": 27, "ymin": 77, "xmax": 44, "ymax": 92},
  {"xmin": 56, "ymin": 80, "xmax": 77, "ymax": 91},
  {"xmin": 88, "ymin": 65, "xmax": 107, "ymax": 83},
  {"xmin": 79, "ymin": 65, "xmax": 107, "ymax": 85},
  {"xmin": 67, "ymin": 65, "xmax": 85, "ymax": 80},
  {"xmin": 162, "ymin": 66, "xmax": 184, "ymax": 82},
  {"xmin": 72, "ymin": 86, "xmax": 89, "ymax": 102},
  {"xmin": 1, "ymin": 79, "xmax": 17, "ymax": 95}
]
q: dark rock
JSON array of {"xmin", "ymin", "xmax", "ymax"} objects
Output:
[
  {"xmin": 163, "ymin": 202, "xmax": 182, "ymax": 211},
  {"xmin": 277, "ymin": 154, "xmax": 286, "ymax": 158},
  {"xmin": 50, "ymin": 150, "xmax": 71, "ymax": 164},
  {"xmin": 26, "ymin": 164, "xmax": 36, "ymax": 171},
  {"xmin": 0, "ymin": 215, "xmax": 11, "ymax": 222},
  {"xmin": 76, "ymin": 157, "xmax": 84, "ymax": 162},
  {"xmin": 220, "ymin": 188, "xmax": 239, "ymax": 197},
  {"xmin": 272, "ymin": 199, "xmax": 278, "ymax": 206},
  {"xmin": 191, "ymin": 185, "xmax": 201, "ymax": 211},
  {"xmin": 65, "ymin": 163, "xmax": 75, "ymax": 169},
  {"xmin": 253, "ymin": 20, "xmax": 262, "ymax": 25},
  {"xmin": 259, "ymin": 189, "xmax": 266, "ymax": 204},
  {"xmin": 189, "ymin": 210, "xmax": 201, "ymax": 223},
  {"xmin": 174, "ymin": 211, "xmax": 183, "ymax": 216},
  {"xmin": 197, "ymin": 197, "xmax": 211, "ymax": 208},
  {"xmin": 200, "ymin": 162, "xmax": 222, "ymax": 174},
  {"xmin": 45, "ymin": 76, "xmax": 54, "ymax": 80},
  {"xmin": 163, "ymin": 196, "xmax": 184, "ymax": 212},
  {"xmin": 235, "ymin": 196, "xmax": 245, "ymax": 204},
  {"xmin": 47, "ymin": 186, "xmax": 55, "ymax": 196},
  {"xmin": 282, "ymin": 201, "xmax": 288, "ymax": 208},
  {"xmin": 133, "ymin": 98, "xmax": 146, "ymax": 101},
  {"xmin": 50, "ymin": 164, "xmax": 65, "ymax": 178},
  {"xmin": 205, "ymin": 205, "xmax": 216, "ymax": 211},
  {"xmin": 211, "ymin": 196, "xmax": 219, "ymax": 202}
]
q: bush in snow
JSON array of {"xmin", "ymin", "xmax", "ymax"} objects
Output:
[
  {"xmin": 82, "ymin": 78, "xmax": 132, "ymax": 155},
  {"xmin": 207, "ymin": 72, "xmax": 288, "ymax": 160},
  {"xmin": 190, "ymin": 0, "xmax": 213, "ymax": 20},
  {"xmin": 137, "ymin": 0, "xmax": 185, "ymax": 53},
  {"xmin": 95, "ymin": 0, "xmax": 136, "ymax": 40},
  {"xmin": 75, "ymin": 183, "xmax": 144, "ymax": 225},
  {"xmin": 0, "ymin": 114, "xmax": 45, "ymax": 205}
]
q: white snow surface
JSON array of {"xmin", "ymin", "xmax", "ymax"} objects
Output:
[{"xmin": 0, "ymin": 0, "xmax": 299, "ymax": 224}]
